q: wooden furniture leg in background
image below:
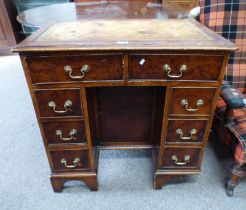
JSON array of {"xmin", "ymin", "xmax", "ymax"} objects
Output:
[{"xmin": 226, "ymin": 165, "xmax": 246, "ymax": 196}]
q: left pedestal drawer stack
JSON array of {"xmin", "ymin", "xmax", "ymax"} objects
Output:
[{"xmin": 21, "ymin": 55, "xmax": 100, "ymax": 192}]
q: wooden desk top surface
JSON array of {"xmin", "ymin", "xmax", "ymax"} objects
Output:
[{"xmin": 14, "ymin": 19, "xmax": 236, "ymax": 52}]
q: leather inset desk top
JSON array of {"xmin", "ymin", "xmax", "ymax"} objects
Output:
[
  {"xmin": 14, "ymin": 19, "xmax": 237, "ymax": 52},
  {"xmin": 38, "ymin": 20, "xmax": 208, "ymax": 41}
]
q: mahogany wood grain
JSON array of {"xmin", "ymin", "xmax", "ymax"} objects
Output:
[
  {"xmin": 15, "ymin": 19, "xmax": 236, "ymax": 191},
  {"xmin": 97, "ymin": 86, "xmax": 153, "ymax": 143},
  {"xmin": 158, "ymin": 85, "xmax": 171, "ymax": 169},
  {"xmin": 162, "ymin": 147, "xmax": 201, "ymax": 168},
  {"xmin": 26, "ymin": 54, "xmax": 124, "ymax": 84},
  {"xmin": 129, "ymin": 54, "xmax": 224, "ymax": 81},
  {"xmin": 0, "ymin": 0, "xmax": 23, "ymax": 54},
  {"xmin": 32, "ymin": 80, "xmax": 220, "ymax": 89},
  {"xmin": 166, "ymin": 119, "xmax": 208, "ymax": 143},
  {"xmin": 154, "ymin": 174, "xmax": 191, "ymax": 189},
  {"xmin": 50, "ymin": 172, "xmax": 98, "ymax": 192},
  {"xmin": 195, "ymin": 53, "xmax": 231, "ymax": 171},
  {"xmin": 164, "ymin": 0, "xmax": 199, "ymax": 11},
  {"xmin": 42, "ymin": 119, "xmax": 86, "ymax": 145},
  {"xmin": 16, "ymin": 1, "xmax": 190, "ymax": 30},
  {"xmin": 151, "ymin": 87, "xmax": 165, "ymax": 146},
  {"xmin": 49, "ymin": 149, "xmax": 89, "ymax": 172},
  {"xmin": 85, "ymin": 88, "xmax": 99, "ymax": 146},
  {"xmin": 80, "ymin": 86, "xmax": 95, "ymax": 171},
  {"xmin": 169, "ymin": 87, "xmax": 217, "ymax": 116},
  {"xmin": 35, "ymin": 89, "xmax": 83, "ymax": 118}
]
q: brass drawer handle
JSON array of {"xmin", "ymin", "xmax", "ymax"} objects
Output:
[
  {"xmin": 180, "ymin": 99, "xmax": 204, "ymax": 112},
  {"xmin": 163, "ymin": 64, "xmax": 187, "ymax": 78},
  {"xmin": 48, "ymin": 100, "xmax": 72, "ymax": 114},
  {"xmin": 64, "ymin": 65, "xmax": 90, "ymax": 79},
  {"xmin": 56, "ymin": 129, "xmax": 77, "ymax": 141},
  {"xmin": 171, "ymin": 155, "xmax": 190, "ymax": 166},
  {"xmin": 60, "ymin": 158, "xmax": 80, "ymax": 168},
  {"xmin": 176, "ymin": 128, "xmax": 197, "ymax": 140}
]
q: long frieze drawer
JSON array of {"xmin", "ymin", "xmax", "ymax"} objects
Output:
[
  {"xmin": 166, "ymin": 119, "xmax": 208, "ymax": 143},
  {"xmin": 129, "ymin": 54, "xmax": 223, "ymax": 80},
  {"xmin": 42, "ymin": 120, "xmax": 86, "ymax": 145},
  {"xmin": 162, "ymin": 148, "xmax": 201, "ymax": 169},
  {"xmin": 169, "ymin": 87, "xmax": 216, "ymax": 115},
  {"xmin": 49, "ymin": 149, "xmax": 90, "ymax": 172},
  {"xmin": 26, "ymin": 54, "xmax": 123, "ymax": 84},
  {"xmin": 35, "ymin": 89, "xmax": 82, "ymax": 118}
]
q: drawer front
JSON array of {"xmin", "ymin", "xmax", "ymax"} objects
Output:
[
  {"xmin": 42, "ymin": 120, "xmax": 86, "ymax": 145},
  {"xmin": 27, "ymin": 54, "xmax": 123, "ymax": 84},
  {"xmin": 166, "ymin": 120, "xmax": 207, "ymax": 143},
  {"xmin": 129, "ymin": 54, "xmax": 223, "ymax": 81},
  {"xmin": 162, "ymin": 148, "xmax": 201, "ymax": 168},
  {"xmin": 50, "ymin": 149, "xmax": 90, "ymax": 172},
  {"xmin": 169, "ymin": 88, "xmax": 216, "ymax": 115},
  {"xmin": 35, "ymin": 89, "xmax": 82, "ymax": 118}
]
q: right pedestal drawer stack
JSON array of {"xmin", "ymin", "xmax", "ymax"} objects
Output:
[{"xmin": 136, "ymin": 52, "xmax": 230, "ymax": 189}]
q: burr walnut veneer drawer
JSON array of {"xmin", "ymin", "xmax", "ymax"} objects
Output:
[
  {"xmin": 169, "ymin": 87, "xmax": 216, "ymax": 115},
  {"xmin": 42, "ymin": 120, "xmax": 86, "ymax": 145},
  {"xmin": 35, "ymin": 89, "xmax": 82, "ymax": 118},
  {"xmin": 129, "ymin": 54, "xmax": 223, "ymax": 81},
  {"xmin": 49, "ymin": 149, "xmax": 90, "ymax": 172},
  {"xmin": 27, "ymin": 54, "xmax": 124, "ymax": 84},
  {"xmin": 166, "ymin": 120, "xmax": 208, "ymax": 143},
  {"xmin": 162, "ymin": 148, "xmax": 201, "ymax": 169}
]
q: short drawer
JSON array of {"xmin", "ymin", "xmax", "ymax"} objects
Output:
[
  {"xmin": 166, "ymin": 119, "xmax": 207, "ymax": 143},
  {"xmin": 49, "ymin": 149, "xmax": 90, "ymax": 172},
  {"xmin": 129, "ymin": 54, "xmax": 223, "ymax": 81},
  {"xmin": 27, "ymin": 54, "xmax": 123, "ymax": 84},
  {"xmin": 169, "ymin": 87, "xmax": 216, "ymax": 115},
  {"xmin": 162, "ymin": 147, "xmax": 201, "ymax": 168},
  {"xmin": 42, "ymin": 120, "xmax": 86, "ymax": 145},
  {"xmin": 35, "ymin": 89, "xmax": 82, "ymax": 118}
]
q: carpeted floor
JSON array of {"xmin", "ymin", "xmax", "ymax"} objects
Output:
[{"xmin": 0, "ymin": 55, "xmax": 246, "ymax": 210}]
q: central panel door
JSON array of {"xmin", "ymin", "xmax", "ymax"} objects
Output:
[{"xmin": 96, "ymin": 86, "xmax": 165, "ymax": 146}]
